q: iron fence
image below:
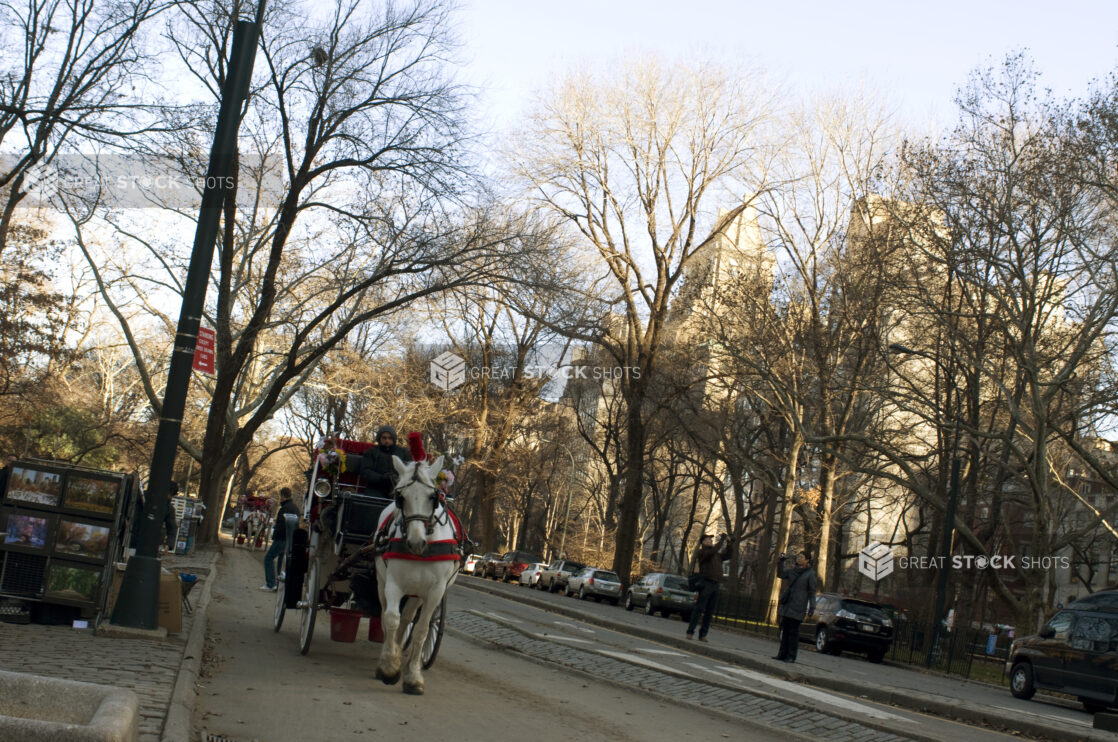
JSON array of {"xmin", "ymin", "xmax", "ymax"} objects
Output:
[{"xmin": 709, "ymin": 587, "xmax": 1010, "ymax": 686}]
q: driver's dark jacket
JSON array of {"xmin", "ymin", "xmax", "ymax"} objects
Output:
[
  {"xmin": 271, "ymin": 498, "xmax": 299, "ymax": 541},
  {"xmin": 358, "ymin": 443, "xmax": 413, "ymax": 498}
]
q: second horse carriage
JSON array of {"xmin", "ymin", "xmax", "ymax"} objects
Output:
[
  {"xmin": 237, "ymin": 493, "xmax": 271, "ymax": 549},
  {"xmin": 273, "ymin": 433, "xmax": 463, "ymax": 693}
]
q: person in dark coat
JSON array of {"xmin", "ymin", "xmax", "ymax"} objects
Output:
[
  {"xmin": 686, "ymin": 532, "xmax": 734, "ymax": 641},
  {"xmin": 359, "ymin": 425, "xmax": 412, "ymax": 498},
  {"xmin": 161, "ymin": 482, "xmax": 179, "ymax": 553},
  {"xmin": 261, "ymin": 487, "xmax": 299, "ymax": 591},
  {"xmin": 773, "ymin": 551, "xmax": 820, "ymax": 663}
]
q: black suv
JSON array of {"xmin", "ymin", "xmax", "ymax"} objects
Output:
[
  {"xmin": 1007, "ymin": 590, "xmax": 1118, "ymax": 713},
  {"xmin": 538, "ymin": 559, "xmax": 585, "ymax": 593},
  {"xmin": 624, "ymin": 573, "xmax": 697, "ymax": 621},
  {"xmin": 799, "ymin": 593, "xmax": 894, "ymax": 662}
]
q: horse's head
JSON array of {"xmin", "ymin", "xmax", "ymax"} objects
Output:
[{"xmin": 392, "ymin": 454, "xmax": 445, "ymax": 556}]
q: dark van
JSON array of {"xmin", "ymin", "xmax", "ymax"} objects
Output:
[{"xmin": 1007, "ymin": 590, "xmax": 1118, "ymax": 713}]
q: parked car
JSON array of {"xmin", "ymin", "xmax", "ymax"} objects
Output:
[
  {"xmin": 1007, "ymin": 590, "xmax": 1118, "ymax": 713},
  {"xmin": 518, "ymin": 562, "xmax": 549, "ymax": 587},
  {"xmin": 538, "ymin": 559, "xmax": 585, "ymax": 593},
  {"xmin": 474, "ymin": 552, "xmax": 501, "ymax": 578},
  {"xmin": 490, "ymin": 550, "xmax": 544, "ymax": 582},
  {"xmin": 624, "ymin": 572, "xmax": 697, "ymax": 621},
  {"xmin": 799, "ymin": 593, "xmax": 894, "ymax": 662},
  {"xmin": 461, "ymin": 553, "xmax": 484, "ymax": 574},
  {"xmin": 566, "ymin": 567, "xmax": 622, "ymax": 604}
]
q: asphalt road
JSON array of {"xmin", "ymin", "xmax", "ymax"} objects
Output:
[
  {"xmin": 193, "ymin": 545, "xmax": 792, "ymax": 742},
  {"xmin": 465, "ymin": 573, "xmax": 1099, "ymax": 738},
  {"xmin": 454, "ymin": 580, "xmax": 1025, "ymax": 742}
]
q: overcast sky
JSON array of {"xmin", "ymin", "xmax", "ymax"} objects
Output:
[{"xmin": 455, "ymin": 0, "xmax": 1118, "ymax": 134}]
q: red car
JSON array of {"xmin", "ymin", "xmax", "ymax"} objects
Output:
[{"xmin": 490, "ymin": 550, "xmax": 544, "ymax": 582}]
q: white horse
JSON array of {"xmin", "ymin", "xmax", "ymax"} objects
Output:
[
  {"xmin": 374, "ymin": 455, "xmax": 459, "ymax": 695},
  {"xmin": 243, "ymin": 509, "xmax": 268, "ymax": 551}
]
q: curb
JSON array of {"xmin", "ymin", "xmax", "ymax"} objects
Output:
[
  {"xmin": 459, "ymin": 577, "xmax": 1112, "ymax": 742},
  {"xmin": 160, "ymin": 548, "xmax": 220, "ymax": 742}
]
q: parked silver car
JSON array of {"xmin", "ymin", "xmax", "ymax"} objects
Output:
[
  {"xmin": 538, "ymin": 559, "xmax": 585, "ymax": 593},
  {"xmin": 518, "ymin": 562, "xmax": 549, "ymax": 587},
  {"xmin": 566, "ymin": 567, "xmax": 622, "ymax": 605},
  {"xmin": 624, "ymin": 572, "xmax": 697, "ymax": 621}
]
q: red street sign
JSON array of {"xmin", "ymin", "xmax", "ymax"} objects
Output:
[{"xmin": 193, "ymin": 326, "xmax": 215, "ymax": 375}]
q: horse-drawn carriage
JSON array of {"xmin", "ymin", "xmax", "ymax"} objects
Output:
[
  {"xmin": 273, "ymin": 435, "xmax": 462, "ymax": 694},
  {"xmin": 236, "ymin": 493, "xmax": 271, "ymax": 549}
]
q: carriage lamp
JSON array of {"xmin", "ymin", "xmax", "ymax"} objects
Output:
[{"xmin": 314, "ymin": 479, "xmax": 332, "ymax": 498}]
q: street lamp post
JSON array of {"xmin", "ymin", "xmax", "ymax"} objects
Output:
[
  {"xmin": 110, "ymin": 13, "xmax": 261, "ymax": 629},
  {"xmin": 888, "ymin": 342, "xmax": 962, "ymax": 668}
]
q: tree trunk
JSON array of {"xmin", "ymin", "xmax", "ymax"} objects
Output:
[
  {"xmin": 766, "ymin": 431, "xmax": 803, "ymax": 622},
  {"xmin": 815, "ymin": 456, "xmax": 837, "ymax": 590},
  {"xmin": 612, "ymin": 387, "xmax": 647, "ymax": 585}
]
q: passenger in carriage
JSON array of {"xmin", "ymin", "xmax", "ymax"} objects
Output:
[{"xmin": 358, "ymin": 425, "xmax": 413, "ymax": 498}]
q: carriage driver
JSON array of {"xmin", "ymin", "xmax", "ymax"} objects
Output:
[{"xmin": 359, "ymin": 425, "xmax": 413, "ymax": 498}]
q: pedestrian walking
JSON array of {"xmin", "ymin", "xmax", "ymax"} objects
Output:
[
  {"xmin": 773, "ymin": 551, "xmax": 820, "ymax": 663},
  {"xmin": 262, "ymin": 487, "xmax": 299, "ymax": 591},
  {"xmin": 686, "ymin": 532, "xmax": 734, "ymax": 642}
]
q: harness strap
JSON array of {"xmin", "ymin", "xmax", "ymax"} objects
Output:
[{"xmin": 383, "ymin": 538, "xmax": 460, "ymax": 561}]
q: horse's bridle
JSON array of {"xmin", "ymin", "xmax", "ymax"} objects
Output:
[{"xmin": 393, "ymin": 474, "xmax": 444, "ymax": 533}]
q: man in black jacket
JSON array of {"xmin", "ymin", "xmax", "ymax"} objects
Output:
[
  {"xmin": 686, "ymin": 532, "xmax": 734, "ymax": 642},
  {"xmin": 262, "ymin": 487, "xmax": 299, "ymax": 591},
  {"xmin": 359, "ymin": 425, "xmax": 412, "ymax": 498}
]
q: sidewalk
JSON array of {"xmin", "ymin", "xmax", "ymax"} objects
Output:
[
  {"xmin": 0, "ymin": 544, "xmax": 220, "ymax": 742},
  {"xmin": 461, "ymin": 577, "xmax": 1114, "ymax": 742}
]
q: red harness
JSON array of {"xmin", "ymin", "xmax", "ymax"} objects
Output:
[{"xmin": 379, "ymin": 504, "xmax": 465, "ymax": 563}]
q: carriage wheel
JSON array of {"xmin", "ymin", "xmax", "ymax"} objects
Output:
[
  {"xmin": 298, "ymin": 558, "xmax": 319, "ymax": 655},
  {"xmin": 402, "ymin": 595, "xmax": 446, "ymax": 669},
  {"xmin": 273, "ymin": 574, "xmax": 286, "ymax": 632}
]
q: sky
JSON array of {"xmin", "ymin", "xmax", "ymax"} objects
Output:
[{"xmin": 455, "ymin": 0, "xmax": 1118, "ymax": 135}]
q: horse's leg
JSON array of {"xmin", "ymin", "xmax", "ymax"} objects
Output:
[
  {"xmin": 396, "ymin": 596, "xmax": 420, "ymax": 645},
  {"xmin": 401, "ymin": 592, "xmax": 438, "ymax": 695},
  {"xmin": 375, "ymin": 568, "xmax": 404, "ymax": 685}
]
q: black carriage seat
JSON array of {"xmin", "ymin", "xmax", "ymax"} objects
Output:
[
  {"xmin": 324, "ymin": 440, "xmax": 393, "ymax": 545},
  {"xmin": 336, "ymin": 490, "xmax": 393, "ymax": 545}
]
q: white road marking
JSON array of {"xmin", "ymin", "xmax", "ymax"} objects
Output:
[
  {"xmin": 486, "ymin": 612, "xmax": 520, "ymax": 623},
  {"xmin": 633, "ymin": 648, "xmax": 686, "ymax": 656},
  {"xmin": 598, "ymin": 650, "xmax": 684, "ymax": 674},
  {"xmin": 537, "ymin": 634, "xmax": 594, "ymax": 644},
  {"xmin": 553, "ymin": 621, "xmax": 595, "ymax": 634},
  {"xmin": 688, "ymin": 663, "xmax": 913, "ymax": 724}
]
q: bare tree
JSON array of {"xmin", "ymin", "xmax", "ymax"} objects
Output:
[
  {"xmin": 0, "ymin": 0, "xmax": 172, "ymax": 256},
  {"xmin": 511, "ymin": 57, "xmax": 777, "ymax": 583},
  {"xmin": 65, "ymin": 0, "xmax": 544, "ymax": 542}
]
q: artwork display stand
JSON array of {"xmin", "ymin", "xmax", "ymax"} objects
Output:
[{"xmin": 0, "ymin": 460, "xmax": 135, "ymax": 620}]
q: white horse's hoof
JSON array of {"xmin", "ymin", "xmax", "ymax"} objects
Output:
[
  {"xmin": 403, "ymin": 683, "xmax": 424, "ymax": 695},
  {"xmin": 375, "ymin": 668, "xmax": 399, "ymax": 685}
]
